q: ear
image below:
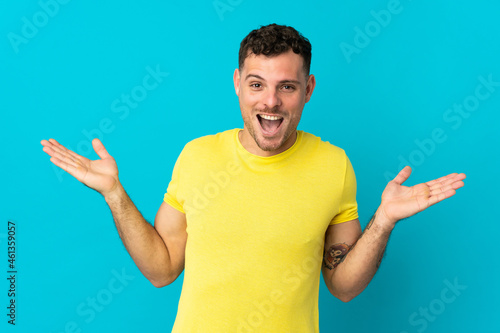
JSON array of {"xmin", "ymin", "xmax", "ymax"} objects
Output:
[
  {"xmin": 305, "ymin": 74, "xmax": 316, "ymax": 103},
  {"xmin": 233, "ymin": 68, "xmax": 241, "ymax": 96}
]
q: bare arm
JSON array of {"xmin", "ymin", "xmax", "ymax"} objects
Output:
[
  {"xmin": 322, "ymin": 166, "xmax": 466, "ymax": 302},
  {"xmin": 105, "ymin": 186, "xmax": 187, "ymax": 287},
  {"xmin": 322, "ymin": 214, "xmax": 389, "ymax": 302},
  {"xmin": 41, "ymin": 138, "xmax": 187, "ymax": 287}
]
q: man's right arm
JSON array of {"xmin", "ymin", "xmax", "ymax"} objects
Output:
[
  {"xmin": 104, "ymin": 185, "xmax": 187, "ymax": 287},
  {"xmin": 41, "ymin": 137, "xmax": 187, "ymax": 287}
]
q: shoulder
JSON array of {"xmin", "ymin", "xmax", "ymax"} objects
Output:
[
  {"xmin": 300, "ymin": 131, "xmax": 348, "ymax": 159},
  {"xmin": 298, "ymin": 131, "xmax": 353, "ymax": 176},
  {"xmin": 180, "ymin": 129, "xmax": 238, "ymax": 157},
  {"xmin": 182, "ymin": 129, "xmax": 236, "ymax": 149}
]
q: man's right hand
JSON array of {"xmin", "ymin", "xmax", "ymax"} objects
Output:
[
  {"xmin": 41, "ymin": 138, "xmax": 119, "ymax": 197},
  {"xmin": 41, "ymin": 137, "xmax": 187, "ymax": 287}
]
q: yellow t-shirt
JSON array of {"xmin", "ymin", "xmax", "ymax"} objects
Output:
[{"xmin": 164, "ymin": 129, "xmax": 358, "ymax": 332}]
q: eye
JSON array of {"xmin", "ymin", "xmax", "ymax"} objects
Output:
[
  {"xmin": 282, "ymin": 85, "xmax": 296, "ymax": 91},
  {"xmin": 250, "ymin": 83, "xmax": 262, "ymax": 89}
]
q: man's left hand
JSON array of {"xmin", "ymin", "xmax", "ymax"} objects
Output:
[{"xmin": 376, "ymin": 166, "xmax": 466, "ymax": 229}]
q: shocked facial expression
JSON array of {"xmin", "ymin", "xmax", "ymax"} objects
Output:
[{"xmin": 234, "ymin": 50, "xmax": 316, "ymax": 157}]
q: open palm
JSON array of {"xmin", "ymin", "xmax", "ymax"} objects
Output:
[
  {"xmin": 41, "ymin": 138, "xmax": 119, "ymax": 196},
  {"xmin": 378, "ymin": 166, "xmax": 466, "ymax": 224}
]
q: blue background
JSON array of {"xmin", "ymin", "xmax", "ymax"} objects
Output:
[{"xmin": 1, "ymin": 0, "xmax": 499, "ymax": 332}]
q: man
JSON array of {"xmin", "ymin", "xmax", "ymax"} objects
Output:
[{"xmin": 41, "ymin": 24, "xmax": 465, "ymax": 332}]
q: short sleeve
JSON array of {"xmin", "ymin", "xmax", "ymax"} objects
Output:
[
  {"xmin": 330, "ymin": 154, "xmax": 358, "ymax": 225},
  {"xmin": 163, "ymin": 147, "xmax": 186, "ymax": 213}
]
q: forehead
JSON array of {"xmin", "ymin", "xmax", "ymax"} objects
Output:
[{"xmin": 241, "ymin": 50, "xmax": 306, "ymax": 81}]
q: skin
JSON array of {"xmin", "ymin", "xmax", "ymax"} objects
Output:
[
  {"xmin": 322, "ymin": 167, "xmax": 465, "ymax": 301},
  {"xmin": 233, "ymin": 50, "xmax": 315, "ymax": 156},
  {"xmin": 41, "ymin": 49, "xmax": 466, "ymax": 302}
]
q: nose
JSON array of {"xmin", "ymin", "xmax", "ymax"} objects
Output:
[{"xmin": 263, "ymin": 88, "xmax": 282, "ymax": 110}]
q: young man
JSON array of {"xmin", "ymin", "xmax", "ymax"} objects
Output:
[{"xmin": 41, "ymin": 24, "xmax": 465, "ymax": 332}]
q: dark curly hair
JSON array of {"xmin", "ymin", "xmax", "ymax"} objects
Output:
[{"xmin": 238, "ymin": 24, "xmax": 312, "ymax": 76}]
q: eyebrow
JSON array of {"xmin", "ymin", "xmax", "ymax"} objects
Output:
[{"xmin": 245, "ymin": 74, "xmax": 301, "ymax": 85}]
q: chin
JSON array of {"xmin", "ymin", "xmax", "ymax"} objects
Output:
[
  {"xmin": 255, "ymin": 132, "xmax": 289, "ymax": 152},
  {"xmin": 257, "ymin": 141, "xmax": 283, "ymax": 152}
]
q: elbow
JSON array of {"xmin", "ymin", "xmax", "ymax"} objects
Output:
[
  {"xmin": 146, "ymin": 264, "xmax": 183, "ymax": 288},
  {"xmin": 148, "ymin": 273, "xmax": 178, "ymax": 288},
  {"xmin": 326, "ymin": 278, "xmax": 362, "ymax": 302},
  {"xmin": 150, "ymin": 279, "xmax": 169, "ymax": 288},
  {"xmin": 329, "ymin": 287, "xmax": 359, "ymax": 303},
  {"xmin": 150, "ymin": 277, "xmax": 174, "ymax": 288},
  {"xmin": 336, "ymin": 293, "xmax": 356, "ymax": 303}
]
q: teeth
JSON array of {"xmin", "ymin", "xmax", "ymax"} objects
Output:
[{"xmin": 260, "ymin": 114, "xmax": 282, "ymax": 121}]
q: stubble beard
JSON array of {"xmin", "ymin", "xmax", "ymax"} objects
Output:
[{"xmin": 243, "ymin": 109, "xmax": 297, "ymax": 153}]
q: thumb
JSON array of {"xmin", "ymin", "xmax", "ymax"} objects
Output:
[
  {"xmin": 92, "ymin": 138, "xmax": 111, "ymax": 159},
  {"xmin": 392, "ymin": 166, "xmax": 412, "ymax": 185}
]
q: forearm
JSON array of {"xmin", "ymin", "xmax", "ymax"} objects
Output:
[
  {"xmin": 104, "ymin": 184, "xmax": 172, "ymax": 286},
  {"xmin": 325, "ymin": 166, "xmax": 466, "ymax": 302},
  {"xmin": 327, "ymin": 211, "xmax": 394, "ymax": 301}
]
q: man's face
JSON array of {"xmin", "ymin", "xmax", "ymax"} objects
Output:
[{"xmin": 234, "ymin": 50, "xmax": 316, "ymax": 157}]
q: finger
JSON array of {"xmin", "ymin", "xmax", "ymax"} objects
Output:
[
  {"xmin": 43, "ymin": 139, "xmax": 90, "ymax": 166},
  {"xmin": 426, "ymin": 189, "xmax": 457, "ymax": 207},
  {"xmin": 44, "ymin": 139, "xmax": 72, "ymax": 157},
  {"xmin": 428, "ymin": 176, "xmax": 458, "ymax": 191},
  {"xmin": 430, "ymin": 181, "xmax": 465, "ymax": 196},
  {"xmin": 42, "ymin": 143, "xmax": 80, "ymax": 166},
  {"xmin": 428, "ymin": 173, "xmax": 466, "ymax": 192},
  {"xmin": 45, "ymin": 138, "xmax": 68, "ymax": 155},
  {"xmin": 425, "ymin": 173, "xmax": 457, "ymax": 187},
  {"xmin": 49, "ymin": 156, "xmax": 86, "ymax": 181},
  {"xmin": 453, "ymin": 173, "xmax": 466, "ymax": 180},
  {"xmin": 41, "ymin": 139, "xmax": 63, "ymax": 154},
  {"xmin": 47, "ymin": 138, "xmax": 67, "ymax": 150},
  {"xmin": 40, "ymin": 139, "xmax": 51, "ymax": 147},
  {"xmin": 42, "ymin": 144, "xmax": 64, "ymax": 159},
  {"xmin": 426, "ymin": 172, "xmax": 465, "ymax": 187},
  {"xmin": 64, "ymin": 147, "xmax": 87, "ymax": 164},
  {"xmin": 92, "ymin": 139, "xmax": 111, "ymax": 159},
  {"xmin": 451, "ymin": 179, "xmax": 466, "ymax": 190},
  {"xmin": 44, "ymin": 146, "xmax": 80, "ymax": 169},
  {"xmin": 392, "ymin": 166, "xmax": 412, "ymax": 185}
]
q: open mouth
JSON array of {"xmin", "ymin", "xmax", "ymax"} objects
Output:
[{"xmin": 257, "ymin": 114, "xmax": 284, "ymax": 136}]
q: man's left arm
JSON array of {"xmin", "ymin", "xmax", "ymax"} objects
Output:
[{"xmin": 322, "ymin": 166, "xmax": 466, "ymax": 302}]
